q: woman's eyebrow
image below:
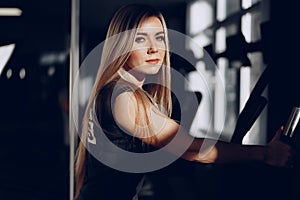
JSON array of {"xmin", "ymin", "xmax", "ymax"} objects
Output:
[
  {"xmin": 136, "ymin": 32, "xmax": 147, "ymax": 36},
  {"xmin": 136, "ymin": 31, "xmax": 165, "ymax": 36},
  {"xmin": 155, "ymin": 31, "xmax": 164, "ymax": 36}
]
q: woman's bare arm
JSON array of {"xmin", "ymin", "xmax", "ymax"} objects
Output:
[{"xmin": 114, "ymin": 92, "xmax": 292, "ymax": 167}]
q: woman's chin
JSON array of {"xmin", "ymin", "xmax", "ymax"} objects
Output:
[{"xmin": 145, "ymin": 64, "xmax": 161, "ymax": 74}]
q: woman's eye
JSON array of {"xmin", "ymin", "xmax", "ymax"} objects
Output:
[
  {"xmin": 156, "ymin": 36, "xmax": 165, "ymax": 41},
  {"xmin": 135, "ymin": 37, "xmax": 145, "ymax": 43}
]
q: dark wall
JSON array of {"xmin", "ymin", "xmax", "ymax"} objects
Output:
[
  {"xmin": 267, "ymin": 2, "xmax": 300, "ymax": 200},
  {"xmin": 0, "ymin": 1, "xmax": 70, "ymax": 199},
  {"xmin": 267, "ymin": 2, "xmax": 300, "ymax": 138}
]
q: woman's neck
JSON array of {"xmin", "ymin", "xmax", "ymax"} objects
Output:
[{"xmin": 118, "ymin": 67, "xmax": 145, "ymax": 88}]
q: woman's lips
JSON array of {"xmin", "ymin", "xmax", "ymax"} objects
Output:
[{"xmin": 146, "ymin": 59, "xmax": 160, "ymax": 64}]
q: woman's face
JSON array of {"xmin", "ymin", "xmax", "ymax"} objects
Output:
[{"xmin": 126, "ymin": 16, "xmax": 166, "ymax": 80}]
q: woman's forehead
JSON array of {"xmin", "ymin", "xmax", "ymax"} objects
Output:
[{"xmin": 137, "ymin": 16, "xmax": 164, "ymax": 32}]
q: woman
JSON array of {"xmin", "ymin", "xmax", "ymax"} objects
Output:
[{"xmin": 74, "ymin": 4, "xmax": 292, "ymax": 200}]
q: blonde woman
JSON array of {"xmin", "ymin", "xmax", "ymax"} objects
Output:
[{"xmin": 75, "ymin": 4, "xmax": 292, "ymax": 200}]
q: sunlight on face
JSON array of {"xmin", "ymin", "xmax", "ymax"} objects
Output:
[{"xmin": 126, "ymin": 16, "xmax": 166, "ymax": 81}]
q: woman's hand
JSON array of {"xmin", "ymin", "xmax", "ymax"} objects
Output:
[{"xmin": 265, "ymin": 126, "xmax": 294, "ymax": 167}]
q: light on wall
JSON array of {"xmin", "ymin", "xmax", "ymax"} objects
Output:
[
  {"xmin": 188, "ymin": 1, "xmax": 213, "ymax": 35},
  {"xmin": 0, "ymin": 8, "xmax": 22, "ymax": 16},
  {"xmin": 0, "ymin": 44, "xmax": 15, "ymax": 76}
]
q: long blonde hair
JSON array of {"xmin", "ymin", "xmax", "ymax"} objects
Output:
[{"xmin": 74, "ymin": 4, "xmax": 172, "ymax": 199}]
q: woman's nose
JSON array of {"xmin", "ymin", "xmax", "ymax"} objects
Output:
[{"xmin": 147, "ymin": 41, "xmax": 158, "ymax": 54}]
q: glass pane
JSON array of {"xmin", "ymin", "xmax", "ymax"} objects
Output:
[
  {"xmin": 187, "ymin": 0, "xmax": 214, "ymax": 35},
  {"xmin": 226, "ymin": 0, "xmax": 240, "ymax": 17},
  {"xmin": 242, "ymin": 0, "xmax": 261, "ymax": 9},
  {"xmin": 243, "ymin": 52, "xmax": 267, "ymax": 144},
  {"xmin": 224, "ymin": 60, "xmax": 238, "ymax": 138},
  {"xmin": 242, "ymin": 10, "xmax": 263, "ymax": 43},
  {"xmin": 250, "ymin": 10, "xmax": 263, "ymax": 42},
  {"xmin": 187, "ymin": 32, "xmax": 213, "ymax": 59},
  {"xmin": 252, "ymin": 0, "xmax": 261, "ymax": 5},
  {"xmin": 217, "ymin": 0, "xmax": 240, "ymax": 21},
  {"xmin": 226, "ymin": 23, "xmax": 238, "ymax": 37},
  {"xmin": 248, "ymin": 52, "xmax": 265, "ymax": 90}
]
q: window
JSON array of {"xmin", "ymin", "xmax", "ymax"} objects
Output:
[{"xmin": 187, "ymin": 0, "xmax": 269, "ymax": 144}]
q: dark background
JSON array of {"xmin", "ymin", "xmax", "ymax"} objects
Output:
[{"xmin": 0, "ymin": 0, "xmax": 299, "ymax": 199}]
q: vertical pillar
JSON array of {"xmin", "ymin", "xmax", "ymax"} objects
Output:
[{"xmin": 69, "ymin": 0, "xmax": 80, "ymax": 199}]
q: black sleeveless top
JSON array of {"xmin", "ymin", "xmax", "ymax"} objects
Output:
[{"xmin": 77, "ymin": 80, "xmax": 151, "ymax": 200}]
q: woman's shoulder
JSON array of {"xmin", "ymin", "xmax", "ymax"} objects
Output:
[{"xmin": 95, "ymin": 79, "xmax": 138, "ymax": 112}]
